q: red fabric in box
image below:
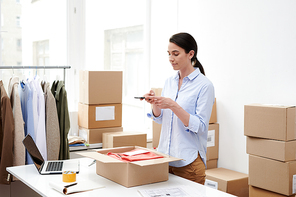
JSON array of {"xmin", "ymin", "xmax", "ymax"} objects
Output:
[{"xmin": 107, "ymin": 149, "xmax": 163, "ymax": 162}]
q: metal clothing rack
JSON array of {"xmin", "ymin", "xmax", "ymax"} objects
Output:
[{"xmin": 0, "ymin": 65, "xmax": 71, "ymax": 83}]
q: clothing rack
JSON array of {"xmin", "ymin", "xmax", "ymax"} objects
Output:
[{"xmin": 0, "ymin": 66, "xmax": 71, "ymax": 83}]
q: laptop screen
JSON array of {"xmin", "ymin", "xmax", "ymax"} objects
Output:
[{"xmin": 22, "ymin": 134, "xmax": 45, "ymax": 171}]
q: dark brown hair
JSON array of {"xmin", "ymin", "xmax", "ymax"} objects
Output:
[{"xmin": 169, "ymin": 32, "xmax": 205, "ymax": 75}]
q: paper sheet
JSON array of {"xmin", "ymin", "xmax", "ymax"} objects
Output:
[
  {"xmin": 138, "ymin": 185, "xmax": 206, "ymax": 197},
  {"xmin": 49, "ymin": 180, "xmax": 104, "ymax": 195}
]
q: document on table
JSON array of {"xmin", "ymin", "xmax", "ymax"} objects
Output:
[
  {"xmin": 138, "ymin": 185, "xmax": 206, "ymax": 197},
  {"xmin": 49, "ymin": 180, "xmax": 104, "ymax": 195}
]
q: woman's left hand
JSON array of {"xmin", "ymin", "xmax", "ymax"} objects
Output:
[{"xmin": 152, "ymin": 96, "xmax": 174, "ymax": 109}]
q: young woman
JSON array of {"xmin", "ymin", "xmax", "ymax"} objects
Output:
[{"xmin": 144, "ymin": 32, "xmax": 215, "ymax": 184}]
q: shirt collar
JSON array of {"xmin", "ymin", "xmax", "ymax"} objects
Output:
[{"xmin": 174, "ymin": 68, "xmax": 201, "ymax": 81}]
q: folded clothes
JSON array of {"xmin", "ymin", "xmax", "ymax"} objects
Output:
[{"xmin": 107, "ymin": 149, "xmax": 163, "ymax": 162}]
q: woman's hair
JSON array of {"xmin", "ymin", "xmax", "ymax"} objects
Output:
[{"xmin": 169, "ymin": 32, "xmax": 205, "ymax": 75}]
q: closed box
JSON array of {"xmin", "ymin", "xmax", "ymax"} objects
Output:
[
  {"xmin": 78, "ymin": 146, "xmax": 181, "ymax": 187},
  {"xmin": 79, "ymin": 127, "xmax": 123, "ymax": 144},
  {"xmin": 247, "ymin": 136, "xmax": 296, "ymax": 162},
  {"xmin": 207, "ymin": 159, "xmax": 218, "ymax": 169},
  {"xmin": 249, "ymin": 155, "xmax": 296, "ymax": 196},
  {"xmin": 244, "ymin": 104, "xmax": 296, "ymax": 141},
  {"xmin": 209, "ymin": 98, "xmax": 217, "ymax": 123},
  {"xmin": 78, "ymin": 103, "xmax": 122, "ymax": 129},
  {"xmin": 205, "ymin": 167, "xmax": 249, "ymax": 197},
  {"xmin": 103, "ymin": 132, "xmax": 147, "ymax": 148},
  {"xmin": 206, "ymin": 123, "xmax": 219, "ymax": 161},
  {"xmin": 249, "ymin": 185, "xmax": 295, "ymax": 197},
  {"xmin": 151, "ymin": 88, "xmax": 163, "ymax": 148},
  {"xmin": 79, "ymin": 70, "xmax": 122, "ymax": 104}
]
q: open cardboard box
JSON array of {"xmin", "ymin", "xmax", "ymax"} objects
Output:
[{"xmin": 77, "ymin": 146, "xmax": 181, "ymax": 187}]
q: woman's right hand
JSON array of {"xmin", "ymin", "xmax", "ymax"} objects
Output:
[{"xmin": 143, "ymin": 90, "xmax": 155, "ymax": 104}]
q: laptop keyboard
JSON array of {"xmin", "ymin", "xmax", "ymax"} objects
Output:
[{"xmin": 46, "ymin": 161, "xmax": 63, "ymax": 171}]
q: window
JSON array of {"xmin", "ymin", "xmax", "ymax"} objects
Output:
[
  {"xmin": 33, "ymin": 40, "xmax": 49, "ymax": 66},
  {"xmin": 16, "ymin": 16, "xmax": 21, "ymax": 27},
  {"xmin": 17, "ymin": 39, "xmax": 22, "ymax": 51},
  {"xmin": 104, "ymin": 25, "xmax": 144, "ymax": 99}
]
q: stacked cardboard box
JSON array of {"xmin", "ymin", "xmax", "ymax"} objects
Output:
[
  {"xmin": 205, "ymin": 167, "xmax": 249, "ymax": 197},
  {"xmin": 151, "ymin": 88, "xmax": 219, "ymax": 169},
  {"xmin": 102, "ymin": 131, "xmax": 147, "ymax": 148},
  {"xmin": 78, "ymin": 71, "xmax": 124, "ymax": 144},
  {"xmin": 206, "ymin": 99, "xmax": 219, "ymax": 169},
  {"xmin": 245, "ymin": 104, "xmax": 296, "ymax": 196}
]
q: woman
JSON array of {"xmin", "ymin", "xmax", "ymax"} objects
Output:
[{"xmin": 144, "ymin": 32, "xmax": 215, "ymax": 184}]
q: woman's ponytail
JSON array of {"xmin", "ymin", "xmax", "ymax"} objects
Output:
[{"xmin": 193, "ymin": 57, "xmax": 205, "ymax": 75}]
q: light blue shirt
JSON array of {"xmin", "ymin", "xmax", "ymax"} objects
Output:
[
  {"xmin": 19, "ymin": 81, "xmax": 35, "ymax": 165},
  {"xmin": 147, "ymin": 68, "xmax": 215, "ymax": 167}
]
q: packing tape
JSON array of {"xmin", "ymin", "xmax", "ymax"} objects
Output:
[{"xmin": 62, "ymin": 171, "xmax": 76, "ymax": 183}]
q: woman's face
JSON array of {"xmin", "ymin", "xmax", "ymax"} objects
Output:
[{"xmin": 167, "ymin": 42, "xmax": 193, "ymax": 71}]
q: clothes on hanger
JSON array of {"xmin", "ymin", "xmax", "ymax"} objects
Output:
[
  {"xmin": 8, "ymin": 76, "xmax": 25, "ymax": 167},
  {"xmin": 30, "ymin": 76, "xmax": 47, "ymax": 161},
  {"xmin": 41, "ymin": 81, "xmax": 60, "ymax": 160},
  {"xmin": 51, "ymin": 80, "xmax": 70, "ymax": 160},
  {"xmin": 19, "ymin": 79, "xmax": 35, "ymax": 165},
  {"xmin": 0, "ymin": 80, "xmax": 14, "ymax": 185}
]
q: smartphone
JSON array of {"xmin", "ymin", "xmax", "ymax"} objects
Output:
[{"xmin": 134, "ymin": 97, "xmax": 145, "ymax": 99}]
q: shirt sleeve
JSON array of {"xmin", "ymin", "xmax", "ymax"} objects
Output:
[
  {"xmin": 186, "ymin": 83, "xmax": 215, "ymax": 134},
  {"xmin": 147, "ymin": 109, "xmax": 163, "ymax": 124}
]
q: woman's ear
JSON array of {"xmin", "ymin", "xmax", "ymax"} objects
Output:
[{"xmin": 189, "ymin": 50, "xmax": 195, "ymax": 59}]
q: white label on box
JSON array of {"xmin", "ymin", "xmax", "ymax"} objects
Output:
[
  {"xmin": 96, "ymin": 106, "xmax": 115, "ymax": 121},
  {"xmin": 204, "ymin": 179, "xmax": 218, "ymax": 190},
  {"xmin": 293, "ymin": 174, "xmax": 296, "ymax": 193},
  {"xmin": 207, "ymin": 130, "xmax": 215, "ymax": 147}
]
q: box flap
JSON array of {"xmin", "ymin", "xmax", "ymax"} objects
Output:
[
  {"xmin": 76, "ymin": 151, "xmax": 122, "ymax": 164},
  {"xmin": 131, "ymin": 155, "xmax": 181, "ymax": 167}
]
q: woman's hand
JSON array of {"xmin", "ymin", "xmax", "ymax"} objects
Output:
[
  {"xmin": 143, "ymin": 90, "xmax": 155, "ymax": 104},
  {"xmin": 152, "ymin": 96, "xmax": 174, "ymax": 109}
]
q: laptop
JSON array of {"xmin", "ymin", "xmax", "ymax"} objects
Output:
[{"xmin": 22, "ymin": 134, "xmax": 80, "ymax": 175}]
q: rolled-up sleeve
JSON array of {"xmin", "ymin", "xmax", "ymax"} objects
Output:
[
  {"xmin": 186, "ymin": 84, "xmax": 215, "ymax": 134},
  {"xmin": 147, "ymin": 109, "xmax": 163, "ymax": 124}
]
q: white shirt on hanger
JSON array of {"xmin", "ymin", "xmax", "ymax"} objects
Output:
[{"xmin": 29, "ymin": 76, "xmax": 47, "ymax": 161}]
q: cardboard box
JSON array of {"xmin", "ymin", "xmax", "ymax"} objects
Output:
[
  {"xmin": 78, "ymin": 103, "xmax": 122, "ymax": 129},
  {"xmin": 206, "ymin": 123, "xmax": 219, "ymax": 161},
  {"xmin": 79, "ymin": 70, "xmax": 122, "ymax": 105},
  {"xmin": 244, "ymin": 104, "xmax": 296, "ymax": 141},
  {"xmin": 152, "ymin": 121, "xmax": 161, "ymax": 148},
  {"xmin": 205, "ymin": 167, "xmax": 249, "ymax": 197},
  {"xmin": 103, "ymin": 132, "xmax": 147, "ymax": 148},
  {"xmin": 209, "ymin": 98, "xmax": 217, "ymax": 123},
  {"xmin": 79, "ymin": 127, "xmax": 123, "ymax": 144},
  {"xmin": 249, "ymin": 155, "xmax": 296, "ymax": 196},
  {"xmin": 151, "ymin": 88, "xmax": 162, "ymax": 148},
  {"xmin": 78, "ymin": 146, "xmax": 181, "ymax": 187},
  {"xmin": 247, "ymin": 136, "xmax": 296, "ymax": 162},
  {"xmin": 207, "ymin": 159, "xmax": 218, "ymax": 169},
  {"xmin": 249, "ymin": 185, "xmax": 296, "ymax": 197}
]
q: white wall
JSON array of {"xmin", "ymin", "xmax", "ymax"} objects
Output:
[{"xmin": 150, "ymin": 0, "xmax": 296, "ymax": 174}]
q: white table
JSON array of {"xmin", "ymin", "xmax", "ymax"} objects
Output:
[{"xmin": 7, "ymin": 158, "xmax": 236, "ymax": 197}]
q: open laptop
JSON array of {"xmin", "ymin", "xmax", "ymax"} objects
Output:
[{"xmin": 22, "ymin": 134, "xmax": 80, "ymax": 175}]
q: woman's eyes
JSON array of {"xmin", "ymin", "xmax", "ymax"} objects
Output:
[{"xmin": 168, "ymin": 53, "xmax": 179, "ymax": 56}]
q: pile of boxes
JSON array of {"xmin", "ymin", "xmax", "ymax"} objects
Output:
[
  {"xmin": 205, "ymin": 100, "xmax": 249, "ymax": 197},
  {"xmin": 78, "ymin": 71, "xmax": 124, "ymax": 145},
  {"xmin": 245, "ymin": 104, "xmax": 296, "ymax": 196},
  {"xmin": 206, "ymin": 98, "xmax": 219, "ymax": 169},
  {"xmin": 78, "ymin": 70, "xmax": 147, "ymax": 148}
]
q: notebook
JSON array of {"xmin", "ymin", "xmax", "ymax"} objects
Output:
[{"xmin": 22, "ymin": 134, "xmax": 80, "ymax": 175}]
